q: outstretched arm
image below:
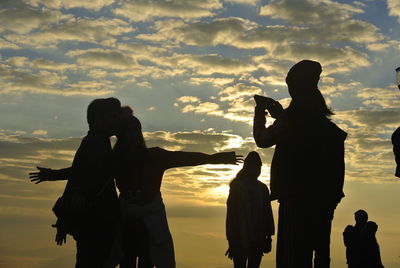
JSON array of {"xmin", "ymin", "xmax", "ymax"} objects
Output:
[
  {"xmin": 158, "ymin": 148, "xmax": 243, "ymax": 170},
  {"xmin": 29, "ymin": 167, "xmax": 72, "ymax": 184}
]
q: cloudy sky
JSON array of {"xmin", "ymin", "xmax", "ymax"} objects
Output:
[{"xmin": 1, "ymin": 0, "xmax": 400, "ymax": 267}]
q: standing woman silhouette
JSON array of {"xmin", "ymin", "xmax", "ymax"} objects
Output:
[
  {"xmin": 225, "ymin": 151, "xmax": 274, "ymax": 268},
  {"xmin": 114, "ymin": 106, "xmax": 243, "ymax": 268}
]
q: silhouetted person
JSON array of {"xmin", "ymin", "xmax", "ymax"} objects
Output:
[
  {"xmin": 343, "ymin": 210, "xmax": 384, "ymax": 268},
  {"xmin": 114, "ymin": 107, "xmax": 243, "ymax": 268},
  {"xmin": 391, "ymin": 127, "xmax": 400, "ymax": 177},
  {"xmin": 29, "ymin": 98, "xmax": 122, "ymax": 267},
  {"xmin": 225, "ymin": 151, "xmax": 274, "ymax": 268},
  {"xmin": 253, "ymin": 60, "xmax": 347, "ymax": 268}
]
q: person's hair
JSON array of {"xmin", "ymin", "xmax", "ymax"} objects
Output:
[
  {"xmin": 113, "ymin": 105, "xmax": 147, "ymax": 159},
  {"xmin": 87, "ymin": 97, "xmax": 121, "ymax": 130},
  {"xmin": 230, "ymin": 151, "xmax": 262, "ymax": 186},
  {"xmin": 286, "ymin": 60, "xmax": 334, "ymax": 117}
]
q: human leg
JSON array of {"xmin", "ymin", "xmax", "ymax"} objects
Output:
[
  {"xmin": 233, "ymin": 252, "xmax": 247, "ymax": 268},
  {"xmin": 247, "ymin": 251, "xmax": 263, "ymax": 268},
  {"xmin": 277, "ymin": 200, "xmax": 313, "ymax": 268},
  {"xmin": 313, "ymin": 207, "xmax": 334, "ymax": 268}
]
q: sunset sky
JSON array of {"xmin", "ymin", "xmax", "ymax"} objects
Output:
[{"xmin": 1, "ymin": 0, "xmax": 400, "ymax": 267}]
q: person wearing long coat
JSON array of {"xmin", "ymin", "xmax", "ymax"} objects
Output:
[{"xmin": 226, "ymin": 151, "xmax": 275, "ymax": 268}]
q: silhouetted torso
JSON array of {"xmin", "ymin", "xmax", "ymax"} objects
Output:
[
  {"xmin": 254, "ymin": 106, "xmax": 347, "ymax": 268},
  {"xmin": 65, "ymin": 130, "xmax": 119, "ymax": 267},
  {"xmin": 226, "ymin": 180, "xmax": 274, "ymax": 250},
  {"xmin": 254, "ymin": 108, "xmax": 347, "ymax": 204},
  {"xmin": 344, "ymin": 222, "xmax": 384, "ymax": 268},
  {"xmin": 344, "ymin": 223, "xmax": 364, "ymax": 267},
  {"xmin": 67, "ymin": 130, "xmax": 119, "ymax": 223}
]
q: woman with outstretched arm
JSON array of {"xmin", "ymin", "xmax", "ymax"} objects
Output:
[{"xmin": 114, "ymin": 106, "xmax": 242, "ymax": 268}]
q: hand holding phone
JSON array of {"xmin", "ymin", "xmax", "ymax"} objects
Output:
[{"xmin": 254, "ymin": 95, "xmax": 284, "ymax": 119}]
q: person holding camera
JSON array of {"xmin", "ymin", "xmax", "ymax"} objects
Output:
[{"xmin": 253, "ymin": 60, "xmax": 347, "ymax": 268}]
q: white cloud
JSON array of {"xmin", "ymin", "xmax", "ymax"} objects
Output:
[
  {"xmin": 366, "ymin": 40, "xmax": 400, "ymax": 51},
  {"xmin": 31, "ymin": 58, "xmax": 76, "ymax": 71},
  {"xmin": 136, "ymin": 17, "xmax": 378, "ymax": 75},
  {"xmin": 387, "ymin": 0, "xmax": 400, "ymax": 22},
  {"xmin": 67, "ymin": 48, "xmax": 137, "ymax": 70},
  {"xmin": 357, "ymin": 86, "xmax": 400, "ymax": 109},
  {"xmin": 32, "ymin": 130, "xmax": 47, "ymax": 135},
  {"xmin": 336, "ymin": 109, "xmax": 400, "ymax": 129},
  {"xmin": 0, "ymin": 61, "xmax": 113, "ymax": 96},
  {"xmin": 167, "ymin": 54, "xmax": 257, "ymax": 75},
  {"xmin": 25, "ymin": 0, "xmax": 115, "ymax": 11},
  {"xmin": 0, "ymin": 38, "xmax": 19, "ymax": 49},
  {"xmin": 268, "ymin": 44, "xmax": 370, "ymax": 74},
  {"xmin": 260, "ymin": 0, "xmax": 363, "ymax": 25},
  {"xmin": 181, "ymin": 102, "xmax": 224, "ymax": 117},
  {"xmin": 177, "ymin": 96, "xmax": 201, "ymax": 103},
  {"xmin": 224, "ymin": 0, "xmax": 259, "ymax": 5},
  {"xmin": 113, "ymin": 0, "xmax": 222, "ymax": 21},
  {"xmin": 219, "ymin": 83, "xmax": 262, "ymax": 101},
  {"xmin": 189, "ymin": 77, "xmax": 235, "ymax": 87},
  {"xmin": 0, "ymin": 7, "xmax": 68, "ymax": 34},
  {"xmin": 6, "ymin": 17, "xmax": 134, "ymax": 47}
]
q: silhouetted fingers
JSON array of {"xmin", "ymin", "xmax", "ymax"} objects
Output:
[
  {"xmin": 30, "ymin": 178, "xmax": 43, "ymax": 184},
  {"xmin": 235, "ymin": 155, "xmax": 244, "ymax": 164},
  {"xmin": 55, "ymin": 233, "xmax": 66, "ymax": 246},
  {"xmin": 29, "ymin": 172, "xmax": 40, "ymax": 178}
]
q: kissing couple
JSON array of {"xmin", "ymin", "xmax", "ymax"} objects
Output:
[{"xmin": 30, "ymin": 97, "xmax": 243, "ymax": 268}]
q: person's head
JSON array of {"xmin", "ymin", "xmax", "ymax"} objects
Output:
[
  {"xmin": 87, "ymin": 97, "xmax": 121, "ymax": 136},
  {"xmin": 230, "ymin": 151, "xmax": 262, "ymax": 186},
  {"xmin": 118, "ymin": 106, "xmax": 146, "ymax": 149},
  {"xmin": 243, "ymin": 151, "xmax": 262, "ymax": 179},
  {"xmin": 286, "ymin": 60, "xmax": 333, "ymax": 117},
  {"xmin": 365, "ymin": 221, "xmax": 378, "ymax": 235},
  {"xmin": 354, "ymin": 209, "xmax": 368, "ymax": 225}
]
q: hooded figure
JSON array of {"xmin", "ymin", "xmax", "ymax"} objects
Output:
[{"xmin": 226, "ymin": 151, "xmax": 274, "ymax": 268}]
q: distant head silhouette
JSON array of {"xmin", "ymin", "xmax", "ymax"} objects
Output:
[
  {"xmin": 87, "ymin": 97, "xmax": 121, "ymax": 136},
  {"xmin": 230, "ymin": 151, "xmax": 262, "ymax": 186},
  {"xmin": 286, "ymin": 60, "xmax": 333, "ymax": 117},
  {"xmin": 355, "ymin": 209, "xmax": 368, "ymax": 226}
]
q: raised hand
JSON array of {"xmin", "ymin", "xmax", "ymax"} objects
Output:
[
  {"xmin": 254, "ymin": 95, "xmax": 284, "ymax": 119},
  {"xmin": 29, "ymin": 166, "xmax": 57, "ymax": 184}
]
